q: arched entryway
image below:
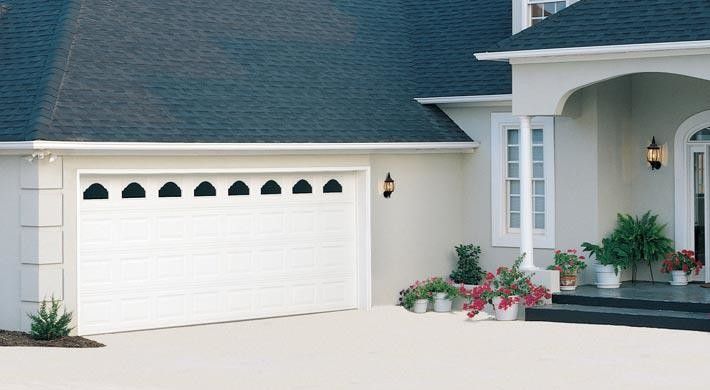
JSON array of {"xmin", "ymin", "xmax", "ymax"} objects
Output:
[{"xmin": 675, "ymin": 110, "xmax": 710, "ymax": 282}]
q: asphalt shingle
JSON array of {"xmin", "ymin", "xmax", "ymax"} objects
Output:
[{"xmin": 486, "ymin": 0, "xmax": 710, "ymax": 53}]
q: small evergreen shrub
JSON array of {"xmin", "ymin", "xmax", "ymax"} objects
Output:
[
  {"xmin": 450, "ymin": 244, "xmax": 484, "ymax": 285},
  {"xmin": 28, "ymin": 297, "xmax": 73, "ymax": 340}
]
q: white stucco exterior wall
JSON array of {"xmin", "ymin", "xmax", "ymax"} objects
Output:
[{"xmin": 0, "ymin": 156, "xmax": 22, "ymax": 330}]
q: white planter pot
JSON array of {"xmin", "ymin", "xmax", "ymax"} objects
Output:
[
  {"xmin": 670, "ymin": 270, "xmax": 689, "ymax": 286},
  {"xmin": 433, "ymin": 293, "xmax": 453, "ymax": 313},
  {"xmin": 595, "ymin": 264, "xmax": 621, "ymax": 289},
  {"xmin": 412, "ymin": 299, "xmax": 428, "ymax": 313},
  {"xmin": 452, "ymin": 284, "xmax": 476, "ymax": 311},
  {"xmin": 492, "ymin": 296, "xmax": 519, "ymax": 321}
]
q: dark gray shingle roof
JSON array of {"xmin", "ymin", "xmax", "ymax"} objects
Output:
[
  {"xmin": 486, "ymin": 0, "xmax": 710, "ymax": 53},
  {"xmin": 409, "ymin": 0, "xmax": 512, "ymax": 97},
  {"xmin": 0, "ymin": 0, "xmax": 487, "ymax": 143}
]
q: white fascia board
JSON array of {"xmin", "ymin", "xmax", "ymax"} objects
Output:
[
  {"xmin": 475, "ymin": 40, "xmax": 710, "ymax": 62},
  {"xmin": 415, "ymin": 94, "xmax": 512, "ymax": 106},
  {"xmin": 0, "ymin": 141, "xmax": 479, "ymax": 155}
]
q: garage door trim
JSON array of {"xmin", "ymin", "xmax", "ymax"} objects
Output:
[{"xmin": 75, "ymin": 166, "xmax": 372, "ymax": 335}]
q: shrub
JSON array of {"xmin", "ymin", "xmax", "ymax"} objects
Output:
[
  {"xmin": 28, "ymin": 297, "xmax": 73, "ymax": 340},
  {"xmin": 450, "ymin": 244, "xmax": 484, "ymax": 285},
  {"xmin": 423, "ymin": 277, "xmax": 460, "ymax": 300}
]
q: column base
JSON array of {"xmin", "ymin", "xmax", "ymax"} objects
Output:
[{"xmin": 524, "ymin": 269, "xmax": 561, "ymax": 297}]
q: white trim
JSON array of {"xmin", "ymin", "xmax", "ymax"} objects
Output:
[
  {"xmin": 414, "ymin": 94, "xmax": 512, "ymax": 107},
  {"xmin": 475, "ymin": 40, "xmax": 710, "ymax": 62},
  {"xmin": 490, "ymin": 113, "xmax": 555, "ymax": 249},
  {"xmin": 75, "ymin": 166, "xmax": 373, "ymax": 335},
  {"xmin": 0, "ymin": 141, "xmax": 478, "ymax": 155},
  {"xmin": 674, "ymin": 110, "xmax": 710, "ymax": 282}
]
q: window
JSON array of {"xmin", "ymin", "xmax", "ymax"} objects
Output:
[
  {"xmin": 690, "ymin": 127, "xmax": 710, "ymax": 142},
  {"xmin": 194, "ymin": 181, "xmax": 216, "ymax": 197},
  {"xmin": 260, "ymin": 180, "xmax": 281, "ymax": 195},
  {"xmin": 159, "ymin": 182, "xmax": 182, "ymax": 198},
  {"xmin": 491, "ymin": 113, "xmax": 555, "ymax": 248},
  {"xmin": 83, "ymin": 183, "xmax": 109, "ymax": 200},
  {"xmin": 292, "ymin": 179, "xmax": 312, "ymax": 194},
  {"xmin": 228, "ymin": 181, "xmax": 250, "ymax": 196},
  {"xmin": 323, "ymin": 179, "xmax": 343, "ymax": 193},
  {"xmin": 529, "ymin": 1, "xmax": 566, "ymax": 26},
  {"xmin": 122, "ymin": 182, "xmax": 146, "ymax": 199}
]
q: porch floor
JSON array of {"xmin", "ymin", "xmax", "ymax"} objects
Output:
[{"xmin": 557, "ymin": 281, "xmax": 710, "ymax": 307}]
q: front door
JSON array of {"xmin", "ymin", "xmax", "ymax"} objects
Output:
[{"xmin": 690, "ymin": 145, "xmax": 710, "ymax": 282}]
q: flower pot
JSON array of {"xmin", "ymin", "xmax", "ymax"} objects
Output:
[
  {"xmin": 595, "ymin": 264, "xmax": 621, "ymax": 289},
  {"xmin": 433, "ymin": 292, "xmax": 453, "ymax": 313},
  {"xmin": 452, "ymin": 284, "xmax": 476, "ymax": 311},
  {"xmin": 492, "ymin": 296, "xmax": 519, "ymax": 321},
  {"xmin": 560, "ymin": 273, "xmax": 578, "ymax": 291},
  {"xmin": 670, "ymin": 270, "xmax": 689, "ymax": 286},
  {"xmin": 412, "ymin": 299, "xmax": 428, "ymax": 313}
]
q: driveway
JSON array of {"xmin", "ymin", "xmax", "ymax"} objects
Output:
[{"xmin": 0, "ymin": 306, "xmax": 707, "ymax": 390}]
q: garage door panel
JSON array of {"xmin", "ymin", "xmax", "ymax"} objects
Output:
[{"xmin": 79, "ymin": 172, "xmax": 360, "ymax": 334}]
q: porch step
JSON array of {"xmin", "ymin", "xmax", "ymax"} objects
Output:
[{"xmin": 525, "ymin": 304, "xmax": 710, "ymax": 332}]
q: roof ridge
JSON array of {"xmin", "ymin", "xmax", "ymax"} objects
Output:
[{"xmin": 24, "ymin": 0, "xmax": 82, "ymax": 141}]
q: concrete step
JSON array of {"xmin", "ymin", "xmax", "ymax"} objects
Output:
[{"xmin": 526, "ymin": 304, "xmax": 710, "ymax": 332}]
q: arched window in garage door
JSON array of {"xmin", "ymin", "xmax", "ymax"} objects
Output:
[
  {"xmin": 122, "ymin": 182, "xmax": 146, "ymax": 198},
  {"xmin": 261, "ymin": 180, "xmax": 281, "ymax": 195},
  {"xmin": 83, "ymin": 183, "xmax": 109, "ymax": 200},
  {"xmin": 159, "ymin": 182, "xmax": 182, "ymax": 198},
  {"xmin": 194, "ymin": 181, "xmax": 217, "ymax": 197}
]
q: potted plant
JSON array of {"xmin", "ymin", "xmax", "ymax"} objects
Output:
[
  {"xmin": 464, "ymin": 256, "xmax": 550, "ymax": 321},
  {"xmin": 423, "ymin": 277, "xmax": 460, "ymax": 313},
  {"xmin": 399, "ymin": 281, "xmax": 429, "ymax": 313},
  {"xmin": 582, "ymin": 234, "xmax": 629, "ymax": 289},
  {"xmin": 450, "ymin": 244, "xmax": 484, "ymax": 310},
  {"xmin": 547, "ymin": 249, "xmax": 586, "ymax": 291},
  {"xmin": 661, "ymin": 250, "xmax": 704, "ymax": 286}
]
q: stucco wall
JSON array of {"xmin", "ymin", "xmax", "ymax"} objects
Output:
[
  {"xmin": 52, "ymin": 152, "xmax": 465, "ymax": 328},
  {"xmin": 0, "ymin": 156, "xmax": 22, "ymax": 329}
]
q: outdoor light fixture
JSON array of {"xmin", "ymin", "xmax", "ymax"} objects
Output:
[
  {"xmin": 646, "ymin": 137, "xmax": 662, "ymax": 170},
  {"xmin": 383, "ymin": 172, "xmax": 395, "ymax": 198}
]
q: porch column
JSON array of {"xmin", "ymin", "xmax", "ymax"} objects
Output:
[{"xmin": 519, "ymin": 115, "xmax": 536, "ymax": 270}]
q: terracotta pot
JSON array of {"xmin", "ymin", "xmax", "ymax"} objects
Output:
[{"xmin": 560, "ymin": 273, "xmax": 578, "ymax": 291}]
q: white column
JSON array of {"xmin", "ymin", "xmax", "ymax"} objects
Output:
[{"xmin": 519, "ymin": 115, "xmax": 536, "ymax": 270}]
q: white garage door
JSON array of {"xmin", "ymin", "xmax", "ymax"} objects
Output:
[{"xmin": 78, "ymin": 172, "xmax": 360, "ymax": 334}]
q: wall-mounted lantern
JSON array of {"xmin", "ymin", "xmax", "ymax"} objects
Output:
[
  {"xmin": 383, "ymin": 172, "xmax": 395, "ymax": 198},
  {"xmin": 646, "ymin": 137, "xmax": 662, "ymax": 170}
]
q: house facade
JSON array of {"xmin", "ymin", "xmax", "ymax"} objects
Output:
[{"xmin": 1, "ymin": 0, "xmax": 709, "ymax": 335}]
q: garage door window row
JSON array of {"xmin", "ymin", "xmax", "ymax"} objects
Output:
[{"xmin": 83, "ymin": 179, "xmax": 343, "ymax": 200}]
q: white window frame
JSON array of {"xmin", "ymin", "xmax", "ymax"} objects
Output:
[
  {"xmin": 491, "ymin": 113, "xmax": 555, "ymax": 248},
  {"xmin": 513, "ymin": 0, "xmax": 579, "ymax": 34}
]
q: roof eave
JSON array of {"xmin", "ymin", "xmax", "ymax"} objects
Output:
[{"xmin": 475, "ymin": 40, "xmax": 710, "ymax": 63}]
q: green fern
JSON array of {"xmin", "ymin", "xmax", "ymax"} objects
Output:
[{"xmin": 28, "ymin": 297, "xmax": 73, "ymax": 340}]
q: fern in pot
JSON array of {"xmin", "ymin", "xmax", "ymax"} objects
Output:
[
  {"xmin": 449, "ymin": 244, "xmax": 484, "ymax": 310},
  {"xmin": 614, "ymin": 212, "xmax": 673, "ymax": 283},
  {"xmin": 581, "ymin": 235, "xmax": 629, "ymax": 289}
]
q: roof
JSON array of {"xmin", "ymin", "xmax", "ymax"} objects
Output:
[
  {"xmin": 0, "ymin": 0, "xmax": 485, "ymax": 144},
  {"xmin": 485, "ymin": 0, "xmax": 710, "ymax": 54},
  {"xmin": 408, "ymin": 0, "xmax": 512, "ymax": 97}
]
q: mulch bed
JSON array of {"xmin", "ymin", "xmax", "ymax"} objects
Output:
[{"xmin": 0, "ymin": 330, "xmax": 104, "ymax": 348}]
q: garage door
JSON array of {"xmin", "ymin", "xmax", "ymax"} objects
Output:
[{"xmin": 78, "ymin": 172, "xmax": 359, "ymax": 334}]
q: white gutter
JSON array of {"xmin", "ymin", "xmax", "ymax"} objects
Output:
[
  {"xmin": 415, "ymin": 94, "xmax": 512, "ymax": 105},
  {"xmin": 0, "ymin": 141, "xmax": 479, "ymax": 154},
  {"xmin": 475, "ymin": 40, "xmax": 710, "ymax": 61}
]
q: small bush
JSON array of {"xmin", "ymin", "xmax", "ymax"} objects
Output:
[
  {"xmin": 28, "ymin": 297, "xmax": 73, "ymax": 340},
  {"xmin": 450, "ymin": 244, "xmax": 484, "ymax": 285}
]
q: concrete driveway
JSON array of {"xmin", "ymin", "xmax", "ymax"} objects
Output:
[{"xmin": 0, "ymin": 306, "xmax": 708, "ymax": 390}]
